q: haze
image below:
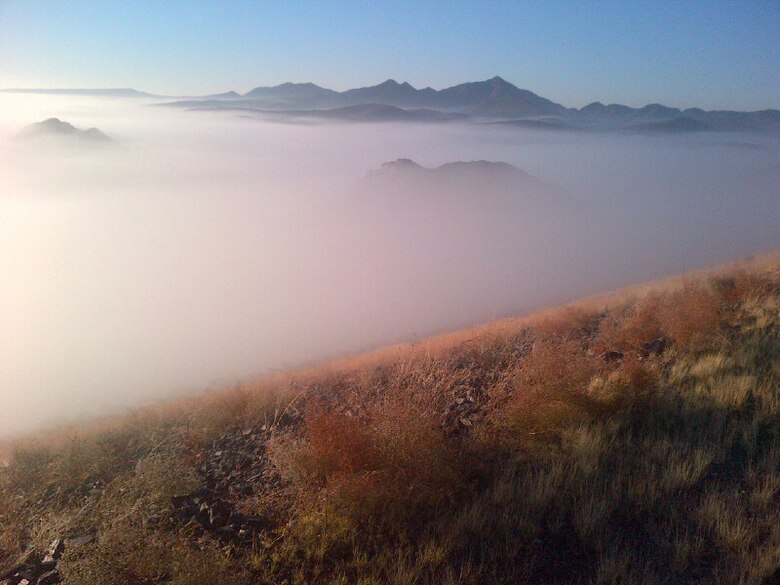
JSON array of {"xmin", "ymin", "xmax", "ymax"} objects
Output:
[{"xmin": 0, "ymin": 93, "xmax": 778, "ymax": 436}]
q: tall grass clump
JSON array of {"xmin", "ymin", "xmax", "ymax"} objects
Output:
[{"xmin": 282, "ymin": 398, "xmax": 468, "ymax": 535}]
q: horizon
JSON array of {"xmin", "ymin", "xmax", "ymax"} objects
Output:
[
  {"xmin": 3, "ymin": 75, "xmax": 779, "ymax": 114},
  {"xmin": 1, "ymin": 1, "xmax": 778, "ymax": 111}
]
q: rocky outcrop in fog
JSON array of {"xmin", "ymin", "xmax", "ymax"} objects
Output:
[{"xmin": 18, "ymin": 118, "xmax": 112, "ymax": 142}]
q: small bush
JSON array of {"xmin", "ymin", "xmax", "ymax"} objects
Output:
[
  {"xmin": 499, "ymin": 339, "xmax": 606, "ymax": 442},
  {"xmin": 657, "ymin": 283, "xmax": 721, "ymax": 347},
  {"xmin": 290, "ymin": 401, "xmax": 466, "ymax": 534},
  {"xmin": 596, "ymin": 295, "xmax": 663, "ymax": 353},
  {"xmin": 298, "ymin": 411, "xmax": 381, "ymax": 483}
]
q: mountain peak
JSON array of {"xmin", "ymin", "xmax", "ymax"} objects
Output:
[
  {"xmin": 207, "ymin": 90, "xmax": 240, "ymax": 98},
  {"xmin": 40, "ymin": 117, "xmax": 76, "ymax": 132},
  {"xmin": 377, "ymin": 158, "xmax": 423, "ymax": 171},
  {"xmin": 583, "ymin": 101, "xmax": 605, "ymax": 110},
  {"xmin": 488, "ymin": 76, "xmax": 516, "ymax": 89},
  {"xmin": 370, "ymin": 158, "xmax": 527, "ymax": 180},
  {"xmin": 244, "ymin": 82, "xmax": 335, "ymax": 98},
  {"xmin": 374, "ymin": 79, "xmax": 416, "ymax": 91},
  {"xmin": 640, "ymin": 103, "xmax": 681, "ymax": 113},
  {"xmin": 18, "ymin": 118, "xmax": 111, "ymax": 141}
]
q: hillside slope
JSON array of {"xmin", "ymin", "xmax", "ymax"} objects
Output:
[{"xmin": 1, "ymin": 255, "xmax": 779, "ymax": 585}]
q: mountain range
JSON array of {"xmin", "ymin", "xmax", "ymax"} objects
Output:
[
  {"xmin": 160, "ymin": 77, "xmax": 779, "ymax": 132},
  {"xmin": 5, "ymin": 78, "xmax": 779, "ymax": 132}
]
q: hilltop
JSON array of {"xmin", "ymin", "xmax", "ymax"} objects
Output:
[
  {"xmin": 360, "ymin": 158, "xmax": 554, "ymax": 213},
  {"xmin": 18, "ymin": 118, "xmax": 112, "ymax": 142},
  {"xmin": 1, "ymin": 253, "xmax": 779, "ymax": 584},
  {"xmin": 365, "ymin": 158, "xmax": 537, "ymax": 187},
  {"xmin": 363, "ymin": 158, "xmax": 541, "ymax": 202},
  {"xmin": 370, "ymin": 158, "xmax": 526, "ymax": 178}
]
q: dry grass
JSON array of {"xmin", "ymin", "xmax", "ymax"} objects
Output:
[
  {"xmin": 1, "ymin": 252, "xmax": 779, "ymax": 584},
  {"xmin": 531, "ymin": 306, "xmax": 596, "ymax": 338},
  {"xmin": 495, "ymin": 338, "xmax": 606, "ymax": 444},
  {"xmin": 657, "ymin": 283, "xmax": 722, "ymax": 346}
]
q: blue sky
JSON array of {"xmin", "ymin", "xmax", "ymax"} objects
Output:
[{"xmin": 1, "ymin": 0, "xmax": 778, "ymax": 110}]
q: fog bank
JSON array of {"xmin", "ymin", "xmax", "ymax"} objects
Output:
[{"xmin": 1, "ymin": 94, "xmax": 778, "ymax": 436}]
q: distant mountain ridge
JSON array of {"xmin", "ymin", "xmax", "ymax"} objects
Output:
[
  {"xmin": 160, "ymin": 76, "xmax": 779, "ymax": 132},
  {"xmin": 208, "ymin": 77, "xmax": 568, "ymax": 119},
  {"xmin": 5, "ymin": 79, "xmax": 778, "ymax": 132}
]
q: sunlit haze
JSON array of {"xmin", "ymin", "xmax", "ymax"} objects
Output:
[{"xmin": 0, "ymin": 2, "xmax": 778, "ymax": 437}]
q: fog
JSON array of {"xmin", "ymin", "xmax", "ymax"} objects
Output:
[{"xmin": 1, "ymin": 94, "xmax": 778, "ymax": 436}]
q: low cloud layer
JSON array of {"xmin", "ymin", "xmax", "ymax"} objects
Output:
[{"xmin": 0, "ymin": 94, "xmax": 778, "ymax": 436}]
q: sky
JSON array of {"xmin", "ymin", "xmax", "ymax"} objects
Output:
[{"xmin": 0, "ymin": 1, "xmax": 779, "ymax": 109}]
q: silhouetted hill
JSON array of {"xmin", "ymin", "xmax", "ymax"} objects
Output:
[
  {"xmin": 206, "ymin": 91, "xmax": 241, "ymax": 99},
  {"xmin": 18, "ymin": 118, "xmax": 112, "ymax": 142},
  {"xmin": 579, "ymin": 101, "xmax": 636, "ymax": 118},
  {"xmin": 244, "ymin": 82, "xmax": 338, "ymax": 107},
  {"xmin": 573, "ymin": 102, "xmax": 780, "ymax": 132},
  {"xmin": 363, "ymin": 158, "xmax": 547, "ymax": 207},
  {"xmin": 369, "ymin": 158, "xmax": 531, "ymax": 181},
  {"xmin": 434, "ymin": 76, "xmax": 569, "ymax": 117},
  {"xmin": 340, "ymin": 79, "xmax": 437, "ymax": 108},
  {"xmin": 681, "ymin": 108, "xmax": 780, "ymax": 132}
]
